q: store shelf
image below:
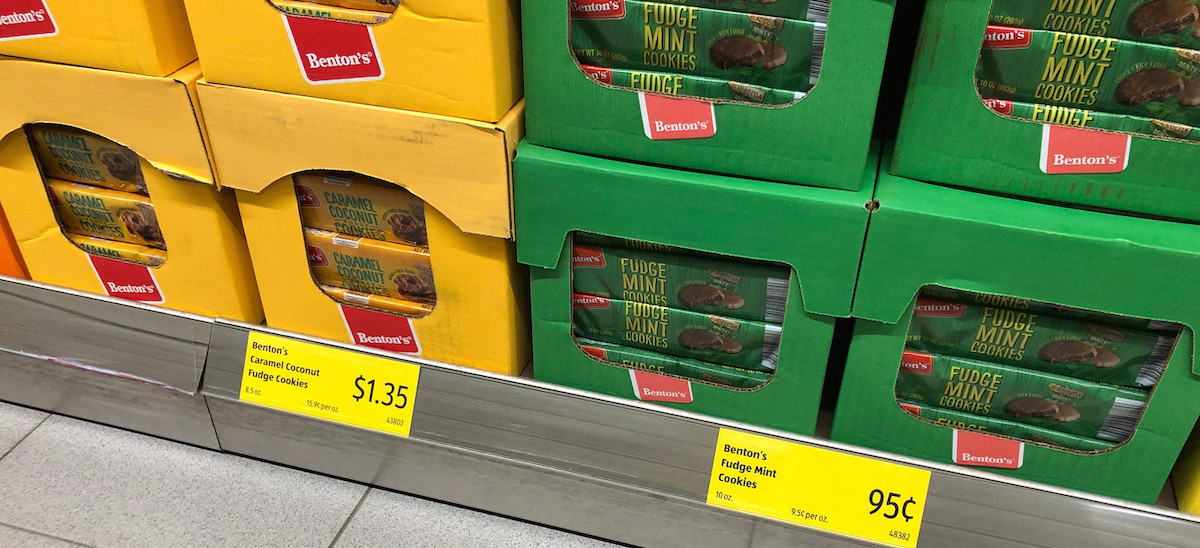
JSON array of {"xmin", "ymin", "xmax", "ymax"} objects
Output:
[
  {"xmin": 0, "ymin": 276, "xmax": 219, "ymax": 449},
  {"xmin": 200, "ymin": 320, "xmax": 1200, "ymax": 548}
]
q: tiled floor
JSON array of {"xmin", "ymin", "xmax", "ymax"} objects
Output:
[{"xmin": 0, "ymin": 402, "xmax": 622, "ymax": 548}]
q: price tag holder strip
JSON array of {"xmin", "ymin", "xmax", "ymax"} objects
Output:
[{"xmin": 239, "ymin": 331, "xmax": 420, "ymax": 437}]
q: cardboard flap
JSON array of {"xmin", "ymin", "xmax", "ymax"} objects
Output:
[
  {"xmin": 515, "ymin": 143, "xmax": 878, "ymax": 318},
  {"xmin": 197, "ymin": 82, "xmax": 520, "ymax": 239},
  {"xmin": 856, "ymin": 149, "xmax": 1200, "ymax": 369},
  {"xmin": 0, "ymin": 58, "xmax": 213, "ymax": 183}
]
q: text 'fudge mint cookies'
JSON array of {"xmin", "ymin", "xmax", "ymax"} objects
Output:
[
  {"xmin": 571, "ymin": 294, "xmax": 780, "ymax": 371},
  {"xmin": 907, "ymin": 297, "xmax": 1178, "ymax": 387},
  {"xmin": 896, "ymin": 399, "xmax": 1114, "ymax": 452},
  {"xmin": 576, "ymin": 337, "xmax": 771, "ymax": 388},
  {"xmin": 570, "ymin": 0, "xmax": 825, "ymax": 91},
  {"xmin": 894, "ymin": 351, "xmax": 1149, "ymax": 442},
  {"xmin": 571, "ymin": 242, "xmax": 789, "ymax": 322}
]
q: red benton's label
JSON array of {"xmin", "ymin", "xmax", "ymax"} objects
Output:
[
  {"xmin": 912, "ymin": 298, "xmax": 965, "ymax": 318},
  {"xmin": 569, "ymin": 0, "xmax": 627, "ymax": 19},
  {"xmin": 340, "ymin": 304, "xmax": 421, "ymax": 354},
  {"xmin": 571, "ymin": 245, "xmax": 607, "ymax": 268},
  {"xmin": 580, "ymin": 65, "xmax": 614, "ymax": 85},
  {"xmin": 982, "ymin": 25, "xmax": 1032, "ymax": 49},
  {"xmin": 953, "ymin": 429, "xmax": 1024, "ymax": 470},
  {"xmin": 629, "ymin": 369, "xmax": 693, "ymax": 403},
  {"xmin": 899, "ymin": 351, "xmax": 934, "ymax": 375},
  {"xmin": 88, "ymin": 256, "xmax": 165, "ymax": 303},
  {"xmin": 281, "ymin": 13, "xmax": 384, "ymax": 85},
  {"xmin": 639, "ymin": 92, "xmax": 717, "ymax": 140},
  {"xmin": 307, "ymin": 245, "xmax": 330, "ymax": 267},
  {"xmin": 1040, "ymin": 124, "xmax": 1130, "ymax": 175},
  {"xmin": 572, "ymin": 294, "xmax": 611, "ymax": 309},
  {"xmin": 295, "ymin": 185, "xmax": 321, "ymax": 208},
  {"xmin": 983, "ymin": 98, "xmax": 1014, "ymax": 116},
  {"xmin": 578, "ymin": 344, "xmax": 608, "ymax": 360},
  {"xmin": 0, "ymin": 0, "xmax": 56, "ymax": 41}
]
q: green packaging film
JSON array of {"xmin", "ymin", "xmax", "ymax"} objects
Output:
[
  {"xmin": 653, "ymin": 0, "xmax": 830, "ymax": 21},
  {"xmin": 572, "ymin": 293, "xmax": 780, "ymax": 370},
  {"xmin": 919, "ymin": 286, "xmax": 1184, "ymax": 334},
  {"xmin": 579, "ymin": 64, "xmax": 805, "ymax": 104},
  {"xmin": 894, "ymin": 350, "xmax": 1148, "ymax": 441},
  {"xmin": 907, "ymin": 296, "xmax": 1176, "ymax": 387},
  {"xmin": 989, "ymin": 0, "xmax": 1200, "ymax": 49},
  {"xmin": 571, "ymin": 241, "xmax": 790, "ymax": 323},
  {"xmin": 575, "ymin": 337, "xmax": 772, "ymax": 388},
  {"xmin": 570, "ymin": 0, "xmax": 824, "ymax": 91},
  {"xmin": 976, "ymin": 25, "xmax": 1200, "ymax": 127},
  {"xmin": 983, "ymin": 97, "xmax": 1200, "ymax": 141},
  {"xmin": 896, "ymin": 399, "xmax": 1115, "ymax": 452}
]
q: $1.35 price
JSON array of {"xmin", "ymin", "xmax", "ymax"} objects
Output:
[{"xmin": 352, "ymin": 376, "xmax": 410, "ymax": 409}]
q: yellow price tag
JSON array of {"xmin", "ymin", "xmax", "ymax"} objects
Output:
[
  {"xmin": 707, "ymin": 429, "xmax": 930, "ymax": 547},
  {"xmin": 240, "ymin": 331, "xmax": 420, "ymax": 437}
]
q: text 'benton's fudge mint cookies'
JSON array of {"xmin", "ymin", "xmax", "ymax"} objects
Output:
[
  {"xmin": 576, "ymin": 337, "xmax": 771, "ymax": 388},
  {"xmin": 571, "ymin": 242, "xmax": 789, "ymax": 322},
  {"xmin": 897, "ymin": 400, "xmax": 1114, "ymax": 452},
  {"xmin": 906, "ymin": 297, "xmax": 1177, "ymax": 387},
  {"xmin": 976, "ymin": 25, "xmax": 1200, "ymax": 127},
  {"xmin": 894, "ymin": 351, "xmax": 1149, "ymax": 441},
  {"xmin": 990, "ymin": 0, "xmax": 1200, "ymax": 49},
  {"xmin": 570, "ymin": 0, "xmax": 824, "ymax": 91},
  {"xmin": 571, "ymin": 294, "xmax": 780, "ymax": 370}
]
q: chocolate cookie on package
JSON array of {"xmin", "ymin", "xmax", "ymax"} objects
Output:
[
  {"xmin": 1004, "ymin": 397, "xmax": 1059, "ymax": 419},
  {"xmin": 679, "ymin": 329, "xmax": 724, "ymax": 350},
  {"xmin": 1128, "ymin": 0, "xmax": 1199, "ymax": 37},
  {"xmin": 1115, "ymin": 69, "xmax": 1185, "ymax": 105},
  {"xmin": 710, "ymin": 36, "xmax": 764, "ymax": 69}
]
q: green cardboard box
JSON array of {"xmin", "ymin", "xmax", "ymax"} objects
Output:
[
  {"xmin": 891, "ymin": 0, "xmax": 1200, "ymax": 221},
  {"xmin": 521, "ymin": 0, "xmax": 895, "ymax": 190},
  {"xmin": 515, "ymin": 143, "xmax": 878, "ymax": 435},
  {"xmin": 831, "ymin": 149, "xmax": 1200, "ymax": 504}
]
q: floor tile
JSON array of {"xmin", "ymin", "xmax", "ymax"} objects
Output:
[
  {"xmin": 0, "ymin": 415, "xmax": 367, "ymax": 548},
  {"xmin": 0, "ymin": 401, "xmax": 48, "ymax": 457},
  {"xmin": 0, "ymin": 524, "xmax": 81, "ymax": 548},
  {"xmin": 333, "ymin": 488, "xmax": 622, "ymax": 548}
]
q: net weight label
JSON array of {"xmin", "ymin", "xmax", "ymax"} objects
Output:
[
  {"xmin": 240, "ymin": 331, "xmax": 420, "ymax": 437},
  {"xmin": 707, "ymin": 429, "xmax": 930, "ymax": 547}
]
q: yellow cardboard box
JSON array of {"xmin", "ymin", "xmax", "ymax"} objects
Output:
[
  {"xmin": 0, "ymin": 0, "xmax": 196, "ymax": 77},
  {"xmin": 198, "ymin": 80, "xmax": 530, "ymax": 375},
  {"xmin": 0, "ymin": 57, "xmax": 263, "ymax": 322},
  {"xmin": 181, "ymin": 0, "xmax": 521, "ymax": 123}
]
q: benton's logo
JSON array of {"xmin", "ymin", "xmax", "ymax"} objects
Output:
[
  {"xmin": 295, "ymin": 185, "xmax": 320, "ymax": 208},
  {"xmin": 912, "ymin": 298, "xmax": 965, "ymax": 318},
  {"xmin": 572, "ymin": 294, "xmax": 611, "ymax": 309},
  {"xmin": 281, "ymin": 12, "xmax": 384, "ymax": 84},
  {"xmin": 898, "ymin": 402, "xmax": 922, "ymax": 416},
  {"xmin": 339, "ymin": 305, "xmax": 421, "ymax": 354},
  {"xmin": 0, "ymin": 0, "xmax": 57, "ymax": 41},
  {"xmin": 579, "ymin": 344, "xmax": 608, "ymax": 360},
  {"xmin": 307, "ymin": 245, "xmax": 329, "ymax": 266},
  {"xmin": 983, "ymin": 25, "xmax": 1031, "ymax": 49},
  {"xmin": 629, "ymin": 370, "xmax": 692, "ymax": 403},
  {"xmin": 953, "ymin": 429, "xmax": 1024, "ymax": 469},
  {"xmin": 639, "ymin": 92, "xmax": 717, "ymax": 140},
  {"xmin": 580, "ymin": 65, "xmax": 614, "ymax": 85},
  {"xmin": 571, "ymin": 245, "xmax": 607, "ymax": 268},
  {"xmin": 86, "ymin": 256, "xmax": 165, "ymax": 303},
  {"xmin": 570, "ymin": 0, "xmax": 626, "ymax": 19},
  {"xmin": 983, "ymin": 98, "xmax": 1014, "ymax": 116},
  {"xmin": 1040, "ymin": 124, "xmax": 1129, "ymax": 175},
  {"xmin": 899, "ymin": 351, "xmax": 934, "ymax": 375}
]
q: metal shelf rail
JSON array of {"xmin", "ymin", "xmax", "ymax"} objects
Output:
[
  {"xmin": 2, "ymin": 275, "xmax": 1200, "ymax": 546},
  {"xmin": 0, "ymin": 276, "xmax": 218, "ymax": 449}
]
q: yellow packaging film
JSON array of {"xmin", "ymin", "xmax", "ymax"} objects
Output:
[
  {"xmin": 320, "ymin": 285, "xmax": 434, "ymax": 317},
  {"xmin": 66, "ymin": 233, "xmax": 166, "ymax": 267},
  {"xmin": 46, "ymin": 179, "xmax": 165, "ymax": 249},
  {"xmin": 307, "ymin": 0, "xmax": 399, "ymax": 14},
  {"xmin": 294, "ymin": 171, "xmax": 428, "ymax": 246},
  {"xmin": 304, "ymin": 228, "xmax": 435, "ymax": 302},
  {"xmin": 270, "ymin": 1, "xmax": 391, "ymax": 24},
  {"xmin": 27, "ymin": 125, "xmax": 148, "ymax": 194}
]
